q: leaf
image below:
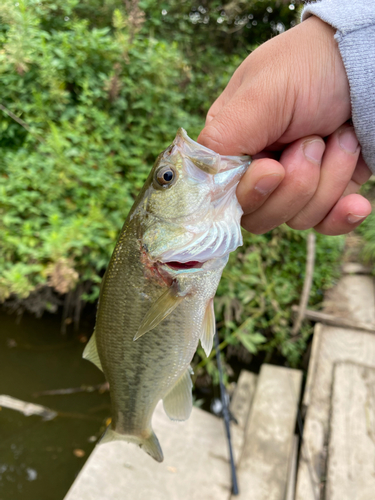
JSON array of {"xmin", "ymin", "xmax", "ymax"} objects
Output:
[{"xmin": 238, "ymin": 334, "xmax": 257, "ymax": 354}]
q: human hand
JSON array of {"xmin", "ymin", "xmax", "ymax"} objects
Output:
[{"xmin": 198, "ymin": 16, "xmax": 372, "ymax": 235}]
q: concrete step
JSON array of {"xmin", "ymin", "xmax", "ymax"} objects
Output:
[
  {"xmin": 64, "ymin": 371, "xmax": 257, "ymax": 500},
  {"xmin": 65, "ymin": 363, "xmax": 302, "ymax": 500}
]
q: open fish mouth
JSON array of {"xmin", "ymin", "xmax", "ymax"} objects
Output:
[{"xmin": 164, "ymin": 260, "xmax": 203, "ymax": 270}]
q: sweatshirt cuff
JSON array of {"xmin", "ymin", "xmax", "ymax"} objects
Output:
[{"xmin": 302, "ymin": 1, "xmax": 375, "ymax": 173}]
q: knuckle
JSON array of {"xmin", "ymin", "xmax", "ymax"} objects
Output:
[
  {"xmin": 292, "ymin": 176, "xmax": 317, "ymax": 199},
  {"xmin": 287, "ymin": 206, "xmax": 321, "ymax": 230},
  {"xmin": 287, "ymin": 217, "xmax": 312, "ymax": 231},
  {"xmin": 241, "ymin": 216, "xmax": 269, "ymax": 235}
]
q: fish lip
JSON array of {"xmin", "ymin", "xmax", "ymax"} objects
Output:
[{"xmin": 175, "ymin": 128, "xmax": 251, "ymax": 167}]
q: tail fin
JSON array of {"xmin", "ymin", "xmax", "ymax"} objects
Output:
[{"xmin": 100, "ymin": 427, "xmax": 164, "ymax": 463}]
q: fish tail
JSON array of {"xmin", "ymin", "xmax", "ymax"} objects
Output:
[
  {"xmin": 100, "ymin": 426, "xmax": 164, "ymax": 463},
  {"xmin": 138, "ymin": 430, "xmax": 164, "ymax": 463}
]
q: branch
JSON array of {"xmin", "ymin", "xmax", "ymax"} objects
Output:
[
  {"xmin": 292, "ymin": 232, "xmax": 316, "ymax": 336},
  {"xmin": 0, "ymin": 103, "xmax": 43, "ymax": 142},
  {"xmin": 292, "ymin": 305, "xmax": 375, "ymax": 333},
  {"xmin": 33, "ymin": 382, "xmax": 109, "ymax": 397},
  {"xmin": 0, "ymin": 394, "xmax": 103, "ymax": 422},
  {"xmin": 0, "ymin": 394, "xmax": 56, "ymax": 420}
]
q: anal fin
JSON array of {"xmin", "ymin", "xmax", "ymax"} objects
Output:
[
  {"xmin": 163, "ymin": 367, "xmax": 193, "ymax": 421},
  {"xmin": 200, "ymin": 299, "xmax": 215, "ymax": 357},
  {"xmin": 82, "ymin": 331, "xmax": 103, "ymax": 372},
  {"xmin": 134, "ymin": 287, "xmax": 184, "ymax": 341}
]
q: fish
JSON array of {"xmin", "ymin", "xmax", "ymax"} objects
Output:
[{"xmin": 83, "ymin": 128, "xmax": 250, "ymax": 462}]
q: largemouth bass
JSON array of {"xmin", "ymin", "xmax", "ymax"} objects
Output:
[{"xmin": 83, "ymin": 128, "xmax": 250, "ymax": 462}]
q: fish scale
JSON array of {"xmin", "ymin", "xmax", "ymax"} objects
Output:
[{"xmin": 83, "ymin": 128, "xmax": 250, "ymax": 462}]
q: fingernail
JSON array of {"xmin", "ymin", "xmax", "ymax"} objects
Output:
[
  {"xmin": 303, "ymin": 140, "xmax": 325, "ymax": 164},
  {"xmin": 339, "ymin": 127, "xmax": 359, "ymax": 153},
  {"xmin": 347, "ymin": 213, "xmax": 367, "ymax": 224},
  {"xmin": 254, "ymin": 174, "xmax": 282, "ymax": 195}
]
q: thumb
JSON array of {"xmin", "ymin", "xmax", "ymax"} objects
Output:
[
  {"xmin": 197, "ymin": 17, "xmax": 336, "ymax": 156},
  {"xmin": 197, "ymin": 62, "xmax": 293, "ymax": 156}
]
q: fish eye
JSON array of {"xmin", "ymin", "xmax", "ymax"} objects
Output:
[{"xmin": 155, "ymin": 166, "xmax": 176, "ymax": 188}]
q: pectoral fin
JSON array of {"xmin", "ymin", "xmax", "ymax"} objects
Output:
[
  {"xmin": 163, "ymin": 367, "xmax": 193, "ymax": 421},
  {"xmin": 200, "ymin": 299, "xmax": 216, "ymax": 357},
  {"xmin": 82, "ymin": 331, "xmax": 103, "ymax": 372},
  {"xmin": 134, "ymin": 287, "xmax": 184, "ymax": 341}
]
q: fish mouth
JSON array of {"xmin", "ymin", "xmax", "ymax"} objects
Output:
[{"xmin": 164, "ymin": 260, "xmax": 203, "ymax": 271}]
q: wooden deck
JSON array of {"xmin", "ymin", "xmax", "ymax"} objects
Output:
[
  {"xmin": 296, "ymin": 270, "xmax": 375, "ymax": 500},
  {"xmin": 65, "ymin": 266, "xmax": 375, "ymax": 500}
]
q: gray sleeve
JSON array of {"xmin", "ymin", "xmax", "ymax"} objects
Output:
[{"xmin": 302, "ymin": 1, "xmax": 375, "ymax": 173}]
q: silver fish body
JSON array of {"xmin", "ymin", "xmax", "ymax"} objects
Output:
[{"xmin": 83, "ymin": 129, "xmax": 250, "ymax": 462}]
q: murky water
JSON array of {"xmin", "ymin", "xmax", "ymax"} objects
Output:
[
  {"xmin": 0, "ymin": 311, "xmax": 110, "ymax": 500},
  {"xmin": 0, "ymin": 308, "xmax": 266, "ymax": 500}
]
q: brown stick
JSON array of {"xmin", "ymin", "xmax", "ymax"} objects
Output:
[
  {"xmin": 0, "ymin": 395, "xmax": 57, "ymax": 420},
  {"xmin": 0, "ymin": 394, "xmax": 103, "ymax": 422},
  {"xmin": 33, "ymin": 382, "xmax": 109, "ymax": 397},
  {"xmin": 0, "ymin": 103, "xmax": 31, "ymax": 131},
  {"xmin": 292, "ymin": 232, "xmax": 316, "ymax": 336},
  {"xmin": 291, "ymin": 305, "xmax": 375, "ymax": 333},
  {"xmin": 0, "ymin": 103, "xmax": 44, "ymax": 142}
]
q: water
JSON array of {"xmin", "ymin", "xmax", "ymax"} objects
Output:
[
  {"xmin": 0, "ymin": 311, "xmax": 110, "ymax": 500},
  {"xmin": 0, "ymin": 309, "xmax": 267, "ymax": 500}
]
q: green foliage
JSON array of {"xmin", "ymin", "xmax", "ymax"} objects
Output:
[
  {"xmin": 357, "ymin": 176, "xmax": 375, "ymax": 264},
  {"xmin": 0, "ymin": 0, "xmax": 342, "ymax": 371},
  {"xmin": 358, "ymin": 211, "xmax": 375, "ymax": 264},
  {"xmin": 0, "ymin": 0, "xmax": 203, "ymax": 300},
  {"xmin": 196, "ymin": 227, "xmax": 344, "ymax": 371}
]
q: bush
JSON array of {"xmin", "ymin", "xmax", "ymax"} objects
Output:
[
  {"xmin": 358, "ymin": 212, "xmax": 375, "ymax": 264},
  {"xmin": 0, "ymin": 0, "xmax": 343, "ymax": 369},
  {"xmin": 0, "ymin": 0, "xmax": 203, "ymax": 302}
]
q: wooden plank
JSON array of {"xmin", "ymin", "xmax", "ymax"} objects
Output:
[
  {"xmin": 296, "ymin": 274, "xmax": 375, "ymax": 500},
  {"xmin": 342, "ymin": 262, "xmax": 372, "ymax": 274},
  {"xmin": 323, "ymin": 275, "xmax": 375, "ymax": 325},
  {"xmin": 233, "ymin": 365, "xmax": 302, "ymax": 500},
  {"xmin": 229, "ymin": 370, "xmax": 257, "ymax": 434},
  {"xmin": 302, "ymin": 323, "xmax": 323, "ymax": 412},
  {"xmin": 326, "ymin": 362, "xmax": 375, "ymax": 500},
  {"xmin": 65, "ymin": 370, "xmax": 257, "ymax": 500},
  {"xmin": 295, "ymin": 326, "xmax": 375, "ymax": 500},
  {"xmin": 285, "ymin": 435, "xmax": 299, "ymax": 500}
]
